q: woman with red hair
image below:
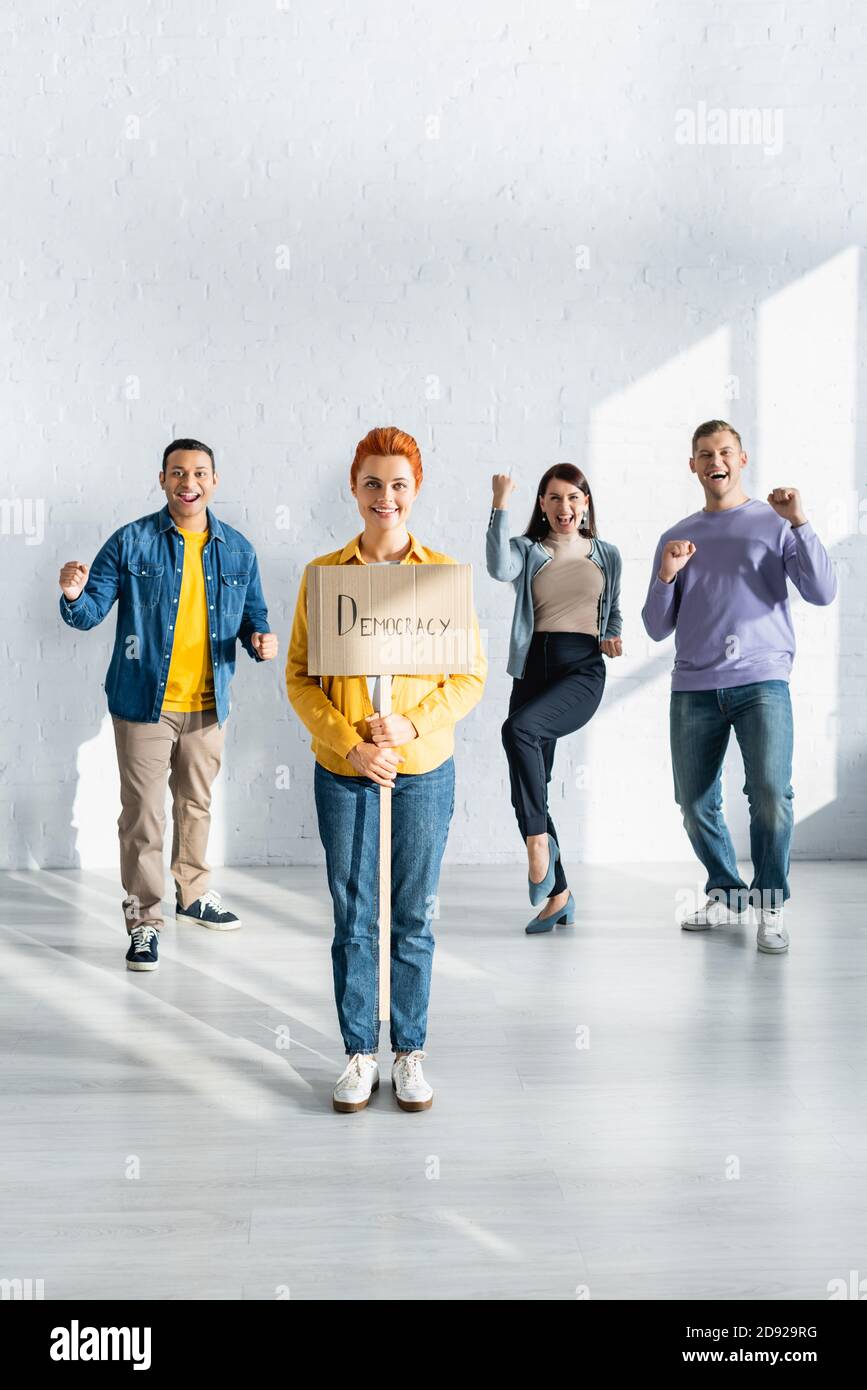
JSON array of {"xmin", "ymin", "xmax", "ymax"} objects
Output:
[{"xmin": 286, "ymin": 427, "xmax": 487, "ymax": 1113}]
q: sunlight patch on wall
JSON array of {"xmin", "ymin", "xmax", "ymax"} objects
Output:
[
  {"xmin": 583, "ymin": 328, "xmax": 732, "ymax": 863},
  {"xmin": 756, "ymin": 248, "xmax": 857, "ymax": 826}
]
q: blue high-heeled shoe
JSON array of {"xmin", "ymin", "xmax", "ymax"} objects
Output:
[
  {"xmin": 525, "ymin": 891, "xmax": 575, "ymax": 934},
  {"xmin": 528, "ymin": 833, "xmax": 560, "ymax": 906}
]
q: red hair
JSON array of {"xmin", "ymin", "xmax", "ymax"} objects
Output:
[{"xmin": 350, "ymin": 426, "xmax": 423, "ymax": 491}]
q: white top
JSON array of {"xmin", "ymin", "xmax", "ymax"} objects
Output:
[{"xmin": 533, "ymin": 530, "xmax": 602, "ymax": 635}]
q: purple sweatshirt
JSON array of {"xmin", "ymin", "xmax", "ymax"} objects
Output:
[{"xmin": 641, "ymin": 498, "xmax": 837, "ymax": 691}]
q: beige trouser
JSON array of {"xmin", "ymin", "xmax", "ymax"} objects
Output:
[{"xmin": 111, "ymin": 709, "xmax": 226, "ymax": 932}]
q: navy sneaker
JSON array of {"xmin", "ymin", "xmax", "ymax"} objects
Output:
[
  {"xmin": 126, "ymin": 923, "xmax": 159, "ymax": 971},
  {"xmin": 176, "ymin": 889, "xmax": 241, "ymax": 931}
]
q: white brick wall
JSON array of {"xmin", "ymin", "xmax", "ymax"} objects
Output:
[{"xmin": 1, "ymin": 0, "xmax": 864, "ymax": 871}]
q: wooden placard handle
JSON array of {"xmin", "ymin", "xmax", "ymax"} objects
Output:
[{"xmin": 377, "ymin": 674, "xmax": 392, "ymax": 1022}]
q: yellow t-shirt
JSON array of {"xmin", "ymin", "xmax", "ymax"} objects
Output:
[{"xmin": 162, "ymin": 528, "xmax": 215, "ymax": 712}]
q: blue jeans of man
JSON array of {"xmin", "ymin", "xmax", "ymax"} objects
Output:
[
  {"xmin": 669, "ymin": 680, "xmax": 794, "ymax": 910},
  {"xmin": 314, "ymin": 757, "xmax": 455, "ymax": 1055}
]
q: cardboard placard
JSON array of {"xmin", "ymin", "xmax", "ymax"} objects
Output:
[{"xmin": 306, "ymin": 563, "xmax": 475, "ymax": 676}]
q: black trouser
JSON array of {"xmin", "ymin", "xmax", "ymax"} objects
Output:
[{"xmin": 501, "ymin": 631, "xmax": 606, "ymax": 897}]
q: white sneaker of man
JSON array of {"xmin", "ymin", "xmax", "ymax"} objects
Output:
[
  {"xmin": 680, "ymin": 897, "xmax": 751, "ymax": 931},
  {"xmin": 757, "ymin": 907, "xmax": 790, "ymax": 954},
  {"xmin": 392, "ymin": 1050, "xmax": 433, "ymax": 1112},
  {"xmin": 332, "ymin": 1053, "xmax": 379, "ymax": 1113}
]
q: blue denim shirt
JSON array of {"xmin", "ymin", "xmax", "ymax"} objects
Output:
[
  {"xmin": 59, "ymin": 504, "xmax": 271, "ymax": 725},
  {"xmin": 485, "ymin": 506, "xmax": 623, "ymax": 679}
]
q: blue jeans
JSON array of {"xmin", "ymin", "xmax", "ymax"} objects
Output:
[
  {"xmin": 670, "ymin": 681, "xmax": 794, "ymax": 909},
  {"xmin": 313, "ymin": 757, "xmax": 456, "ymax": 1055}
]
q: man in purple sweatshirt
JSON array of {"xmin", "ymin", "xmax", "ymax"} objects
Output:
[{"xmin": 641, "ymin": 420, "xmax": 837, "ymax": 954}]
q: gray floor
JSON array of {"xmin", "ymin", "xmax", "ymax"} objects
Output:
[{"xmin": 1, "ymin": 860, "xmax": 865, "ymax": 1301}]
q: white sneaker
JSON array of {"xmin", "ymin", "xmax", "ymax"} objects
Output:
[
  {"xmin": 332, "ymin": 1054, "xmax": 379, "ymax": 1113},
  {"xmin": 681, "ymin": 898, "xmax": 750, "ymax": 931},
  {"xmin": 757, "ymin": 909, "xmax": 789, "ymax": 954},
  {"xmin": 392, "ymin": 1050, "xmax": 433, "ymax": 1112}
]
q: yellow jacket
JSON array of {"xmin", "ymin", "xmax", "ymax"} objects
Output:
[{"xmin": 286, "ymin": 531, "xmax": 488, "ymax": 776}]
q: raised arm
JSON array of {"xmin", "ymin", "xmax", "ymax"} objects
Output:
[
  {"xmin": 641, "ymin": 535, "xmax": 694, "ymax": 641},
  {"xmin": 769, "ymin": 489, "xmax": 837, "ymax": 607},
  {"xmin": 485, "ymin": 473, "xmax": 526, "ymax": 582},
  {"xmin": 58, "ymin": 528, "xmax": 123, "ymax": 630}
]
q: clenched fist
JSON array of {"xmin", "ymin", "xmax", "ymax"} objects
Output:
[
  {"xmin": 767, "ymin": 488, "xmax": 807, "ymax": 527},
  {"xmin": 368, "ymin": 712, "xmax": 418, "ymax": 746},
  {"xmin": 658, "ymin": 540, "xmax": 696, "ymax": 583},
  {"xmin": 346, "ymin": 741, "xmax": 404, "ymax": 788},
  {"xmin": 491, "ymin": 472, "xmax": 517, "ymax": 508},
  {"xmin": 251, "ymin": 631, "xmax": 278, "ymax": 660},
  {"xmin": 59, "ymin": 561, "xmax": 89, "ymax": 601}
]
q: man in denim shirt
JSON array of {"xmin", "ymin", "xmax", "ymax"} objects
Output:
[{"xmin": 59, "ymin": 439, "xmax": 277, "ymax": 971}]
